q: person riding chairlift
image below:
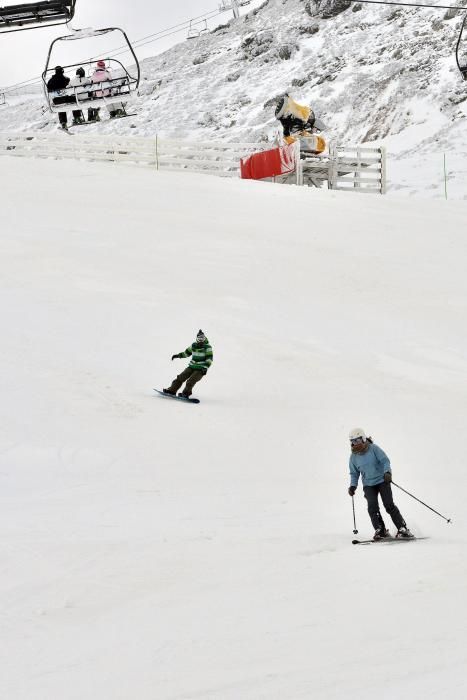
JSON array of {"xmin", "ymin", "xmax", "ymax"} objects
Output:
[
  {"xmin": 88, "ymin": 60, "xmax": 110, "ymax": 122},
  {"xmin": 89, "ymin": 60, "xmax": 126, "ymax": 121},
  {"xmin": 69, "ymin": 67, "xmax": 90, "ymax": 125},
  {"xmin": 46, "ymin": 65, "xmax": 70, "ymax": 129}
]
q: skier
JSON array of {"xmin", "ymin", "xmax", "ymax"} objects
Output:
[
  {"xmin": 347, "ymin": 428, "xmax": 413, "ymax": 540},
  {"xmin": 163, "ymin": 330, "xmax": 213, "ymax": 398},
  {"xmin": 275, "ymin": 92, "xmax": 326, "ymax": 155},
  {"xmin": 69, "ymin": 67, "xmax": 89, "ymax": 125},
  {"xmin": 46, "ymin": 65, "xmax": 70, "ymax": 129}
]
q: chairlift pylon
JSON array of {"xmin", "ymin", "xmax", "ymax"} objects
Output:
[
  {"xmin": 0, "ymin": 1, "xmax": 76, "ymax": 33},
  {"xmin": 42, "ymin": 26, "xmax": 140, "ymax": 118},
  {"xmin": 456, "ymin": 12, "xmax": 467, "ymax": 80}
]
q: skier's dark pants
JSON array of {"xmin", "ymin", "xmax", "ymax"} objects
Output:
[
  {"xmin": 168, "ymin": 367, "xmax": 205, "ymax": 396},
  {"xmin": 58, "ymin": 112, "xmax": 67, "ymax": 126},
  {"xmin": 363, "ymin": 483, "xmax": 406, "ymax": 530}
]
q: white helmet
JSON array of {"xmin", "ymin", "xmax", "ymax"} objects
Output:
[{"xmin": 349, "ymin": 427, "xmax": 366, "ymax": 442}]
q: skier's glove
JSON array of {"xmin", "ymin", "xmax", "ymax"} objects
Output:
[
  {"xmin": 348, "ymin": 486, "xmax": 356, "ymax": 496},
  {"xmin": 384, "ymin": 472, "xmax": 392, "ymax": 483},
  {"xmin": 171, "ymin": 354, "xmax": 179, "ymax": 361}
]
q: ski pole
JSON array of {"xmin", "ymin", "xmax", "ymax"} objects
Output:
[
  {"xmin": 352, "ymin": 495, "xmax": 358, "ymax": 534},
  {"xmin": 392, "ymin": 481, "xmax": 452, "ymax": 523}
]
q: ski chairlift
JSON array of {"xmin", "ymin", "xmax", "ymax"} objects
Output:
[
  {"xmin": 218, "ymin": 0, "xmax": 251, "ymax": 9},
  {"xmin": 0, "ymin": 91, "xmax": 6, "ymax": 106},
  {"xmin": 187, "ymin": 19, "xmax": 208, "ymax": 40},
  {"xmin": 0, "ymin": 1, "xmax": 76, "ymax": 33},
  {"xmin": 456, "ymin": 13, "xmax": 467, "ymax": 80},
  {"xmin": 42, "ymin": 27, "xmax": 140, "ymax": 117}
]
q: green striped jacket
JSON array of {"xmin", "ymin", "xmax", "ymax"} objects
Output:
[{"xmin": 177, "ymin": 340, "xmax": 213, "ymax": 372}]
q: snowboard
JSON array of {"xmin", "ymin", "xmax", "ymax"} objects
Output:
[
  {"xmin": 352, "ymin": 536, "xmax": 428, "ymax": 546},
  {"xmin": 153, "ymin": 389, "xmax": 200, "ymax": 404}
]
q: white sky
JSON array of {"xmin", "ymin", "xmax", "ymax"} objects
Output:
[{"xmin": 0, "ymin": 0, "xmax": 262, "ymax": 89}]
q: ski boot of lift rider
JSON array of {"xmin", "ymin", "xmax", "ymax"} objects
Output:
[
  {"xmin": 72, "ymin": 111, "xmax": 85, "ymax": 126},
  {"xmin": 109, "ymin": 109, "xmax": 125, "ymax": 119},
  {"xmin": 87, "ymin": 108, "xmax": 101, "ymax": 123}
]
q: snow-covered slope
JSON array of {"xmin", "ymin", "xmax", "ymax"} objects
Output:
[
  {"xmin": 1, "ymin": 156, "xmax": 467, "ymax": 699},
  {"xmin": 1, "ymin": 0, "xmax": 467, "ymax": 196}
]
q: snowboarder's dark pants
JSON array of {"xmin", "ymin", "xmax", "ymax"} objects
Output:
[
  {"xmin": 363, "ymin": 483, "xmax": 406, "ymax": 531},
  {"xmin": 168, "ymin": 367, "xmax": 205, "ymax": 396}
]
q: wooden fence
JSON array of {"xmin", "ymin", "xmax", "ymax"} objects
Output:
[{"xmin": 0, "ymin": 132, "xmax": 386, "ymax": 194}]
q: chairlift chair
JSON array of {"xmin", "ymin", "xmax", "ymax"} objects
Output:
[
  {"xmin": 0, "ymin": 91, "xmax": 6, "ymax": 106},
  {"xmin": 0, "ymin": 1, "xmax": 76, "ymax": 33},
  {"xmin": 187, "ymin": 20, "xmax": 199, "ymax": 39},
  {"xmin": 456, "ymin": 13, "xmax": 467, "ymax": 79},
  {"xmin": 187, "ymin": 18, "xmax": 208, "ymax": 40},
  {"xmin": 42, "ymin": 27, "xmax": 140, "ymax": 117}
]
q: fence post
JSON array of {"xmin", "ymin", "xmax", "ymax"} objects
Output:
[
  {"xmin": 155, "ymin": 134, "xmax": 159, "ymax": 170},
  {"xmin": 295, "ymin": 141, "xmax": 303, "ymax": 186},
  {"xmin": 354, "ymin": 146, "xmax": 362, "ymax": 189},
  {"xmin": 328, "ymin": 143, "xmax": 337, "ymax": 190},
  {"xmin": 380, "ymin": 147, "xmax": 387, "ymax": 195}
]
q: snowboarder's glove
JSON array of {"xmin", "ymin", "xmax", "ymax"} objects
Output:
[
  {"xmin": 348, "ymin": 486, "xmax": 356, "ymax": 496},
  {"xmin": 171, "ymin": 354, "xmax": 179, "ymax": 361},
  {"xmin": 384, "ymin": 472, "xmax": 392, "ymax": 483}
]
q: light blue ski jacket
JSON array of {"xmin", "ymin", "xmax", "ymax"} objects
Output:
[{"xmin": 349, "ymin": 443, "xmax": 391, "ymax": 488}]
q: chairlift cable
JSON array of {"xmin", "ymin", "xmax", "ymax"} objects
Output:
[{"xmin": 90, "ymin": 9, "xmax": 222, "ymax": 60}]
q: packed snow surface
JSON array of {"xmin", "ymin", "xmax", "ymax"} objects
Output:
[{"xmin": 1, "ymin": 156, "xmax": 467, "ymax": 699}]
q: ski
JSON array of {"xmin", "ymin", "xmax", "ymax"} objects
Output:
[
  {"xmin": 352, "ymin": 536, "xmax": 428, "ymax": 545},
  {"xmin": 153, "ymin": 389, "xmax": 200, "ymax": 404}
]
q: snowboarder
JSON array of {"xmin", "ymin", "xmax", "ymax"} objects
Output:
[
  {"xmin": 163, "ymin": 330, "xmax": 213, "ymax": 398},
  {"xmin": 347, "ymin": 428, "xmax": 413, "ymax": 540},
  {"xmin": 275, "ymin": 92, "xmax": 326, "ymax": 155},
  {"xmin": 46, "ymin": 65, "xmax": 70, "ymax": 129}
]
